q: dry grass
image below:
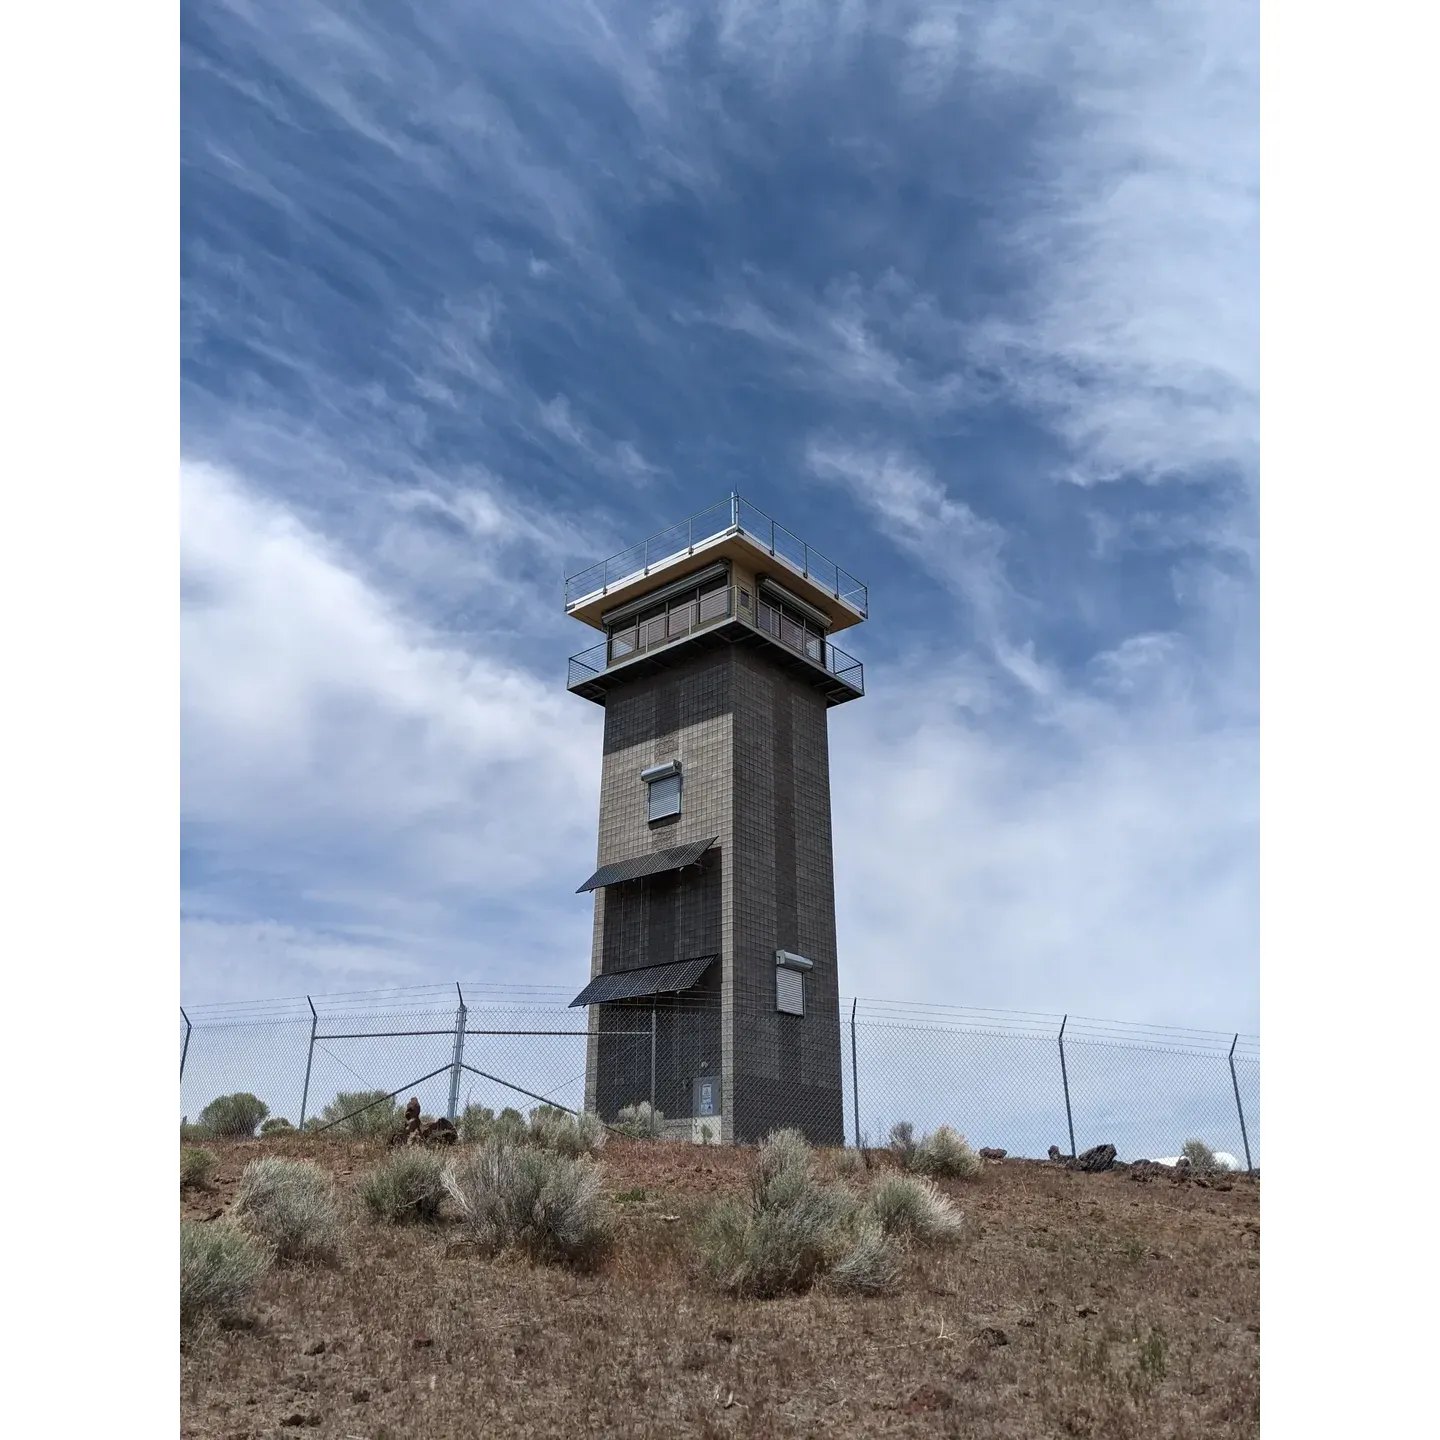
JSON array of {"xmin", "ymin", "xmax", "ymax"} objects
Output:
[{"xmin": 181, "ymin": 1134, "xmax": 1259, "ymax": 1439}]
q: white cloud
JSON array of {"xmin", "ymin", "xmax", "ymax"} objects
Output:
[{"xmin": 181, "ymin": 460, "xmax": 603, "ymax": 999}]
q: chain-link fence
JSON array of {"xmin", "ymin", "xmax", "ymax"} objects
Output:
[{"xmin": 179, "ymin": 985, "xmax": 1258, "ymax": 1168}]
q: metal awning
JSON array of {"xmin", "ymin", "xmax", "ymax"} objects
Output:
[
  {"xmin": 569, "ymin": 956, "xmax": 719, "ymax": 1007},
  {"xmin": 576, "ymin": 836, "xmax": 717, "ymax": 893}
]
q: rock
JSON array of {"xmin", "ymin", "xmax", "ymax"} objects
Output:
[
  {"xmin": 1073, "ymin": 1144, "xmax": 1117, "ymax": 1173},
  {"xmin": 979, "ymin": 1147, "xmax": 1007, "ymax": 1161},
  {"xmin": 1128, "ymin": 1161, "xmax": 1168, "ymax": 1182},
  {"xmin": 899, "ymin": 1385, "xmax": 954, "ymax": 1415},
  {"xmin": 1074, "ymin": 1304, "xmax": 1097, "ymax": 1318},
  {"xmin": 1047, "ymin": 1145, "xmax": 1064, "ymax": 1162},
  {"xmin": 413, "ymin": 1116, "xmax": 459, "ymax": 1146},
  {"xmin": 976, "ymin": 1327, "xmax": 1009, "ymax": 1347},
  {"xmin": 404, "ymin": 1097, "xmax": 421, "ymax": 1124},
  {"xmin": 303, "ymin": 1339, "xmax": 327, "ymax": 1356},
  {"xmin": 279, "ymin": 1415, "xmax": 320, "ymax": 1429}
]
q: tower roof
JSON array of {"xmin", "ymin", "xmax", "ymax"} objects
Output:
[{"xmin": 564, "ymin": 495, "xmax": 867, "ymax": 634}]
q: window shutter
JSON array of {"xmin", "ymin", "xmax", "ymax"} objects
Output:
[
  {"xmin": 776, "ymin": 967, "xmax": 805, "ymax": 1016},
  {"xmin": 647, "ymin": 772, "xmax": 682, "ymax": 821}
]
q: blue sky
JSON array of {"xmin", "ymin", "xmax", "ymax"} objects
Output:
[{"xmin": 180, "ymin": 0, "xmax": 1258, "ymax": 1031}]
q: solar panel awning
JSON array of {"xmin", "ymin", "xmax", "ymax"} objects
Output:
[
  {"xmin": 576, "ymin": 836, "xmax": 717, "ymax": 893},
  {"xmin": 568, "ymin": 955, "xmax": 719, "ymax": 1007}
]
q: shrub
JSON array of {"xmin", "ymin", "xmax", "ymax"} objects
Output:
[
  {"xmin": 181, "ymin": 1147, "xmax": 217, "ymax": 1191},
  {"xmin": 232, "ymin": 1157, "xmax": 343, "ymax": 1264},
  {"xmin": 888, "ymin": 1120, "xmax": 917, "ymax": 1168},
  {"xmin": 458, "ymin": 1104, "xmax": 494, "ymax": 1143},
  {"xmin": 1182, "ymin": 1138, "xmax": 1219, "ymax": 1172},
  {"xmin": 529, "ymin": 1106, "xmax": 606, "ymax": 1158},
  {"xmin": 180, "ymin": 1122, "xmax": 211, "ymax": 1143},
  {"xmin": 828, "ymin": 1215, "xmax": 902, "ymax": 1294},
  {"xmin": 316, "ymin": 1090, "xmax": 402, "ymax": 1139},
  {"xmin": 696, "ymin": 1128, "xmax": 894, "ymax": 1299},
  {"xmin": 180, "ymin": 1221, "xmax": 270, "ymax": 1334},
  {"xmin": 360, "ymin": 1149, "xmax": 446, "ymax": 1225},
  {"xmin": 199, "ymin": 1092, "xmax": 270, "ymax": 1138},
  {"xmin": 614, "ymin": 1101, "xmax": 665, "ymax": 1139},
  {"xmin": 443, "ymin": 1143, "xmax": 611, "ymax": 1267},
  {"xmin": 832, "ymin": 1147, "xmax": 864, "ymax": 1177},
  {"xmin": 868, "ymin": 1174, "xmax": 965, "ymax": 1244},
  {"xmin": 911, "ymin": 1126, "xmax": 983, "ymax": 1180},
  {"xmin": 259, "ymin": 1117, "xmax": 294, "ymax": 1136}
]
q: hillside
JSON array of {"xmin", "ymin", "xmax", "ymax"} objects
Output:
[{"xmin": 180, "ymin": 1135, "xmax": 1259, "ymax": 1439}]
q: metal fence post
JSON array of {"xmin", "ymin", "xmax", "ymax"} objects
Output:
[
  {"xmin": 299, "ymin": 996, "xmax": 318, "ymax": 1130},
  {"xmin": 730, "ymin": 492, "xmax": 740, "ymax": 531},
  {"xmin": 180, "ymin": 1007, "xmax": 191, "ymax": 1082},
  {"xmin": 649, "ymin": 1002, "xmax": 657, "ymax": 1113},
  {"xmin": 1228, "ymin": 1033, "xmax": 1255, "ymax": 1176},
  {"xmin": 850, "ymin": 997, "xmax": 860, "ymax": 1150},
  {"xmin": 1058, "ymin": 1015, "xmax": 1077, "ymax": 1159},
  {"xmin": 447, "ymin": 984, "xmax": 467, "ymax": 1122}
]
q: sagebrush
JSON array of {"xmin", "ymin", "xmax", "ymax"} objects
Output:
[
  {"xmin": 1182, "ymin": 1138, "xmax": 1220, "ymax": 1172},
  {"xmin": 529, "ymin": 1105, "xmax": 606, "ymax": 1158},
  {"xmin": 259, "ymin": 1117, "xmax": 295, "ymax": 1136},
  {"xmin": 181, "ymin": 1147, "xmax": 217, "ymax": 1191},
  {"xmin": 199, "ymin": 1092, "xmax": 270, "ymax": 1138},
  {"xmin": 909, "ymin": 1125, "xmax": 983, "ymax": 1179},
  {"xmin": 867, "ymin": 1173, "xmax": 965, "ymax": 1244},
  {"xmin": 315, "ymin": 1090, "xmax": 402, "ymax": 1138},
  {"xmin": 458, "ymin": 1104, "xmax": 528, "ymax": 1146},
  {"xmin": 696, "ymin": 1129, "xmax": 899, "ymax": 1298},
  {"xmin": 360, "ymin": 1149, "xmax": 446, "ymax": 1225},
  {"xmin": 443, "ymin": 1143, "xmax": 610, "ymax": 1267},
  {"xmin": 232, "ymin": 1157, "xmax": 343, "ymax": 1264},
  {"xmin": 180, "ymin": 1221, "xmax": 270, "ymax": 1335},
  {"xmin": 614, "ymin": 1101, "xmax": 665, "ymax": 1139}
]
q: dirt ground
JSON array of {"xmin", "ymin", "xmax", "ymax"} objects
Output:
[{"xmin": 180, "ymin": 1135, "xmax": 1259, "ymax": 1439}]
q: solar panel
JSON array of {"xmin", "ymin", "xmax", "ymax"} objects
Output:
[
  {"xmin": 568, "ymin": 956, "xmax": 719, "ymax": 1007},
  {"xmin": 575, "ymin": 837, "xmax": 717, "ymax": 892}
]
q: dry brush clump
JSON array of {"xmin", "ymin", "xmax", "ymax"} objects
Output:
[
  {"xmin": 528, "ymin": 1105, "xmax": 606, "ymax": 1158},
  {"xmin": 443, "ymin": 1142, "xmax": 611, "ymax": 1267},
  {"xmin": 359, "ymin": 1149, "xmax": 447, "ymax": 1225},
  {"xmin": 198, "ymin": 1092, "xmax": 270, "ymax": 1138},
  {"xmin": 180, "ymin": 1220, "xmax": 270, "ymax": 1336},
  {"xmin": 696, "ymin": 1128, "xmax": 902, "ymax": 1299},
  {"xmin": 232, "ymin": 1156, "xmax": 344, "ymax": 1265},
  {"xmin": 613, "ymin": 1101, "xmax": 665, "ymax": 1139},
  {"xmin": 180, "ymin": 1147, "xmax": 217, "ymax": 1191},
  {"xmin": 867, "ymin": 1173, "xmax": 965, "ymax": 1244},
  {"xmin": 890, "ymin": 1120, "xmax": 983, "ymax": 1179},
  {"xmin": 313, "ymin": 1090, "xmax": 402, "ymax": 1139}
]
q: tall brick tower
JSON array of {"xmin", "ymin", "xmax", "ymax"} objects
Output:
[{"xmin": 564, "ymin": 496, "xmax": 866, "ymax": 1144}]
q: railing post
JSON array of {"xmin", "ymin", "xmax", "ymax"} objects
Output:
[
  {"xmin": 180, "ymin": 1007, "xmax": 191, "ymax": 1082},
  {"xmin": 447, "ymin": 984, "xmax": 467, "ymax": 1122},
  {"xmin": 850, "ymin": 997, "xmax": 860, "ymax": 1150},
  {"xmin": 1058, "ymin": 1015, "xmax": 1077, "ymax": 1159},
  {"xmin": 1228, "ymin": 1034, "xmax": 1254, "ymax": 1176},
  {"xmin": 299, "ymin": 996, "xmax": 318, "ymax": 1130},
  {"xmin": 730, "ymin": 492, "xmax": 740, "ymax": 532},
  {"xmin": 688, "ymin": 517, "xmax": 693, "ymax": 554},
  {"xmin": 649, "ymin": 1002, "xmax": 657, "ymax": 1114},
  {"xmin": 769, "ymin": 518, "xmax": 776, "ymax": 555}
]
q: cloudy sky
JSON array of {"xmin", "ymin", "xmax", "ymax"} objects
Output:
[{"xmin": 180, "ymin": 0, "xmax": 1258, "ymax": 1031}]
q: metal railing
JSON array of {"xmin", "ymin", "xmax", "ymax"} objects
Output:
[
  {"xmin": 567, "ymin": 585, "xmax": 865, "ymax": 694},
  {"xmin": 179, "ymin": 985, "xmax": 1258, "ymax": 1170},
  {"xmin": 563, "ymin": 495, "xmax": 869, "ymax": 618}
]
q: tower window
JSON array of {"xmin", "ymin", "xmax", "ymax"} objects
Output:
[
  {"xmin": 775, "ymin": 949, "xmax": 812, "ymax": 1016},
  {"xmin": 641, "ymin": 760, "xmax": 682, "ymax": 821}
]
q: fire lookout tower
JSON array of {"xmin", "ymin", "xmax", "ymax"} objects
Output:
[{"xmin": 564, "ymin": 495, "xmax": 867, "ymax": 1144}]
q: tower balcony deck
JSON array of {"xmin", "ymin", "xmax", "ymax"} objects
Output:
[
  {"xmin": 564, "ymin": 495, "xmax": 868, "ymax": 635},
  {"xmin": 567, "ymin": 585, "xmax": 864, "ymax": 706}
]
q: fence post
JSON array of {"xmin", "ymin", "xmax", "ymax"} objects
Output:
[
  {"xmin": 180, "ymin": 1007, "xmax": 191, "ymax": 1083},
  {"xmin": 850, "ymin": 997, "xmax": 860, "ymax": 1150},
  {"xmin": 649, "ymin": 1002, "xmax": 657, "ymax": 1114},
  {"xmin": 447, "ymin": 984, "xmax": 467, "ymax": 1122},
  {"xmin": 1058, "ymin": 1015, "xmax": 1077, "ymax": 1159},
  {"xmin": 1228, "ymin": 1034, "xmax": 1255, "ymax": 1176},
  {"xmin": 299, "ymin": 996, "xmax": 318, "ymax": 1130},
  {"xmin": 730, "ymin": 492, "xmax": 740, "ymax": 531}
]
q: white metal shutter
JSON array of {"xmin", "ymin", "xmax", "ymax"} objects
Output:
[
  {"xmin": 776, "ymin": 967, "xmax": 805, "ymax": 1016},
  {"xmin": 647, "ymin": 772, "xmax": 682, "ymax": 821}
]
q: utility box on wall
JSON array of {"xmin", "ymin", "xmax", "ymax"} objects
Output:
[{"xmin": 564, "ymin": 496, "xmax": 868, "ymax": 1145}]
